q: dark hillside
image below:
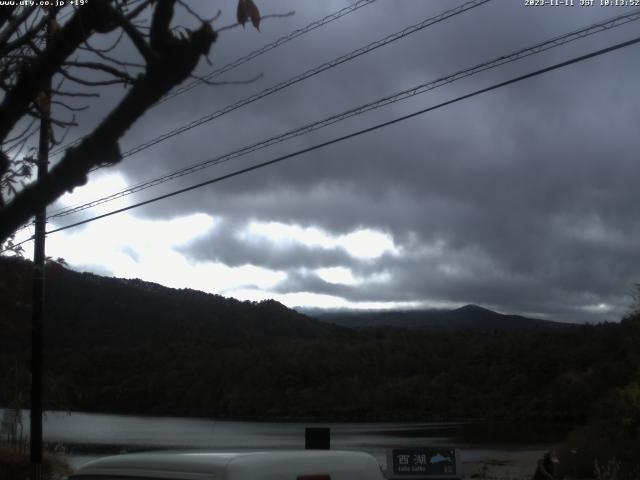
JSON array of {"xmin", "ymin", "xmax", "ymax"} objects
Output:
[
  {"xmin": 1, "ymin": 257, "xmax": 639, "ymax": 426},
  {"xmin": 308, "ymin": 304, "xmax": 570, "ymax": 330},
  {"xmin": 0, "ymin": 257, "xmax": 338, "ymax": 349}
]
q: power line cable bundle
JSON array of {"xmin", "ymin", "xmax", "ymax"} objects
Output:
[
  {"xmin": 5, "ymin": 33, "xmax": 640, "ymax": 254},
  {"xmin": 113, "ymin": 0, "xmax": 492, "ymax": 161},
  {"xmin": 44, "ymin": 0, "xmax": 492, "ymax": 219},
  {"xmin": 47, "ymin": 8, "xmax": 640, "ymax": 221},
  {"xmin": 158, "ymin": 0, "xmax": 379, "ymax": 105},
  {"xmin": 49, "ymin": 0, "xmax": 379, "ymax": 157},
  {"xmin": 33, "ymin": 34, "xmax": 640, "ymax": 241},
  {"xmin": 50, "ymin": 0, "xmax": 491, "ymax": 161}
]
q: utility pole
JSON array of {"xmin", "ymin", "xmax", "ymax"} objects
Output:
[{"xmin": 30, "ymin": 8, "xmax": 54, "ymax": 480}]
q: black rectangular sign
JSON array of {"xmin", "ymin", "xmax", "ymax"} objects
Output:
[{"xmin": 389, "ymin": 448, "xmax": 457, "ymax": 477}]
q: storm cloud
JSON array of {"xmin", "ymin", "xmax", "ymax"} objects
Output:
[{"xmin": 43, "ymin": 0, "xmax": 640, "ymax": 323}]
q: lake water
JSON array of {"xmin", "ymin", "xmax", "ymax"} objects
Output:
[{"xmin": 3, "ymin": 409, "xmax": 559, "ymax": 478}]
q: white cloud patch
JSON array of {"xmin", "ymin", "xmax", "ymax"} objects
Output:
[
  {"xmin": 45, "ymin": 211, "xmax": 214, "ymax": 276},
  {"xmin": 242, "ymin": 221, "xmax": 398, "ymax": 259},
  {"xmin": 315, "ymin": 266, "xmax": 357, "ymax": 285},
  {"xmin": 581, "ymin": 302, "xmax": 614, "ymax": 314},
  {"xmin": 260, "ymin": 291, "xmax": 430, "ymax": 311},
  {"xmin": 58, "ymin": 173, "xmax": 126, "ymax": 204},
  {"xmin": 41, "ymin": 211, "xmax": 285, "ymax": 296},
  {"xmin": 315, "ymin": 266, "xmax": 391, "ymax": 286}
]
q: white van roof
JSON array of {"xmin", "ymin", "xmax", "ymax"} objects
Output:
[{"xmin": 71, "ymin": 450, "xmax": 385, "ymax": 480}]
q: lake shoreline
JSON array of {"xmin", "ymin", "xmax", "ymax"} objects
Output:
[
  {"xmin": 2, "ymin": 409, "xmax": 559, "ymax": 478},
  {"xmin": 3, "ymin": 404, "xmax": 578, "ymax": 432}
]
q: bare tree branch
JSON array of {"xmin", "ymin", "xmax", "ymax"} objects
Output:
[
  {"xmin": 2, "ymin": 14, "xmax": 48, "ymax": 55},
  {"xmin": 0, "ymin": 0, "xmax": 122, "ymax": 141},
  {"xmin": 80, "ymin": 43, "xmax": 145, "ymax": 69},
  {"xmin": 1, "ymin": 0, "xmax": 269, "ymax": 246},
  {"xmin": 50, "ymin": 100, "xmax": 90, "ymax": 112},
  {"xmin": 0, "ymin": 6, "xmax": 37, "ymax": 54},
  {"xmin": 125, "ymin": 0, "xmax": 153, "ymax": 21},
  {"xmin": 0, "ymin": 2, "xmax": 219, "ymax": 242},
  {"xmin": 80, "ymin": 28, "xmax": 125, "ymax": 54},
  {"xmin": 189, "ymin": 72, "xmax": 263, "ymax": 86},
  {"xmin": 111, "ymin": 7, "xmax": 157, "ymax": 63},
  {"xmin": 58, "ymin": 67, "xmax": 130, "ymax": 86},
  {"xmin": 63, "ymin": 60, "xmax": 136, "ymax": 83}
]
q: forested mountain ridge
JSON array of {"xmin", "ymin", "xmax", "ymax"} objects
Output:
[
  {"xmin": 0, "ymin": 256, "xmax": 339, "ymax": 346},
  {"xmin": 306, "ymin": 303, "xmax": 571, "ymax": 330},
  {"xmin": 1, "ymin": 256, "xmax": 639, "ymax": 428}
]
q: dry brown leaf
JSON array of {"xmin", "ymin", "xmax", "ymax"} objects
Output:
[
  {"xmin": 236, "ymin": 0, "xmax": 247, "ymax": 27},
  {"xmin": 236, "ymin": 0, "xmax": 260, "ymax": 31},
  {"xmin": 246, "ymin": 0, "xmax": 260, "ymax": 31}
]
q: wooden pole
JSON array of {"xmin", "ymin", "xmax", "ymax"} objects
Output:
[{"xmin": 30, "ymin": 10, "xmax": 54, "ymax": 480}]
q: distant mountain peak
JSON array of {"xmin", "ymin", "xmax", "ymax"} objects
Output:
[
  {"xmin": 455, "ymin": 304, "xmax": 493, "ymax": 314},
  {"xmin": 310, "ymin": 303, "xmax": 570, "ymax": 330}
]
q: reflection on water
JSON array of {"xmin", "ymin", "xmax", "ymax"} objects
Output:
[
  {"xmin": 32, "ymin": 411, "xmax": 461, "ymax": 449},
  {"xmin": 2, "ymin": 409, "xmax": 556, "ymax": 474}
]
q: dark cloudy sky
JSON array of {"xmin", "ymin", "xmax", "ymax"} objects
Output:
[{"xmin": 21, "ymin": 0, "xmax": 640, "ymax": 323}]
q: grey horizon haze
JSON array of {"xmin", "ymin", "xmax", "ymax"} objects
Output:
[{"xmin": 13, "ymin": 0, "xmax": 640, "ymax": 324}]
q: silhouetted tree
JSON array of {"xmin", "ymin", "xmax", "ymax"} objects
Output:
[{"xmin": 0, "ymin": 0, "xmax": 261, "ymax": 246}]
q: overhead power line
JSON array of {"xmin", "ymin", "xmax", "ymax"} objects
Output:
[
  {"xmin": 46, "ymin": 8, "xmax": 640, "ymax": 222},
  {"xmin": 158, "ymin": 0, "xmax": 378, "ymax": 105},
  {"xmin": 49, "ymin": 0, "xmax": 491, "ymax": 160},
  {"xmin": 4, "ymin": 32, "xmax": 638, "ymax": 255},
  {"xmin": 45, "ymin": 0, "xmax": 491, "ymax": 220},
  {"xmin": 120, "ymin": 0, "xmax": 491, "ymax": 160},
  {"xmin": 29, "ymin": 34, "xmax": 639, "ymax": 242},
  {"xmin": 49, "ymin": 0, "xmax": 379, "ymax": 157},
  {"xmin": 14, "ymin": 0, "xmax": 491, "ymax": 236}
]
